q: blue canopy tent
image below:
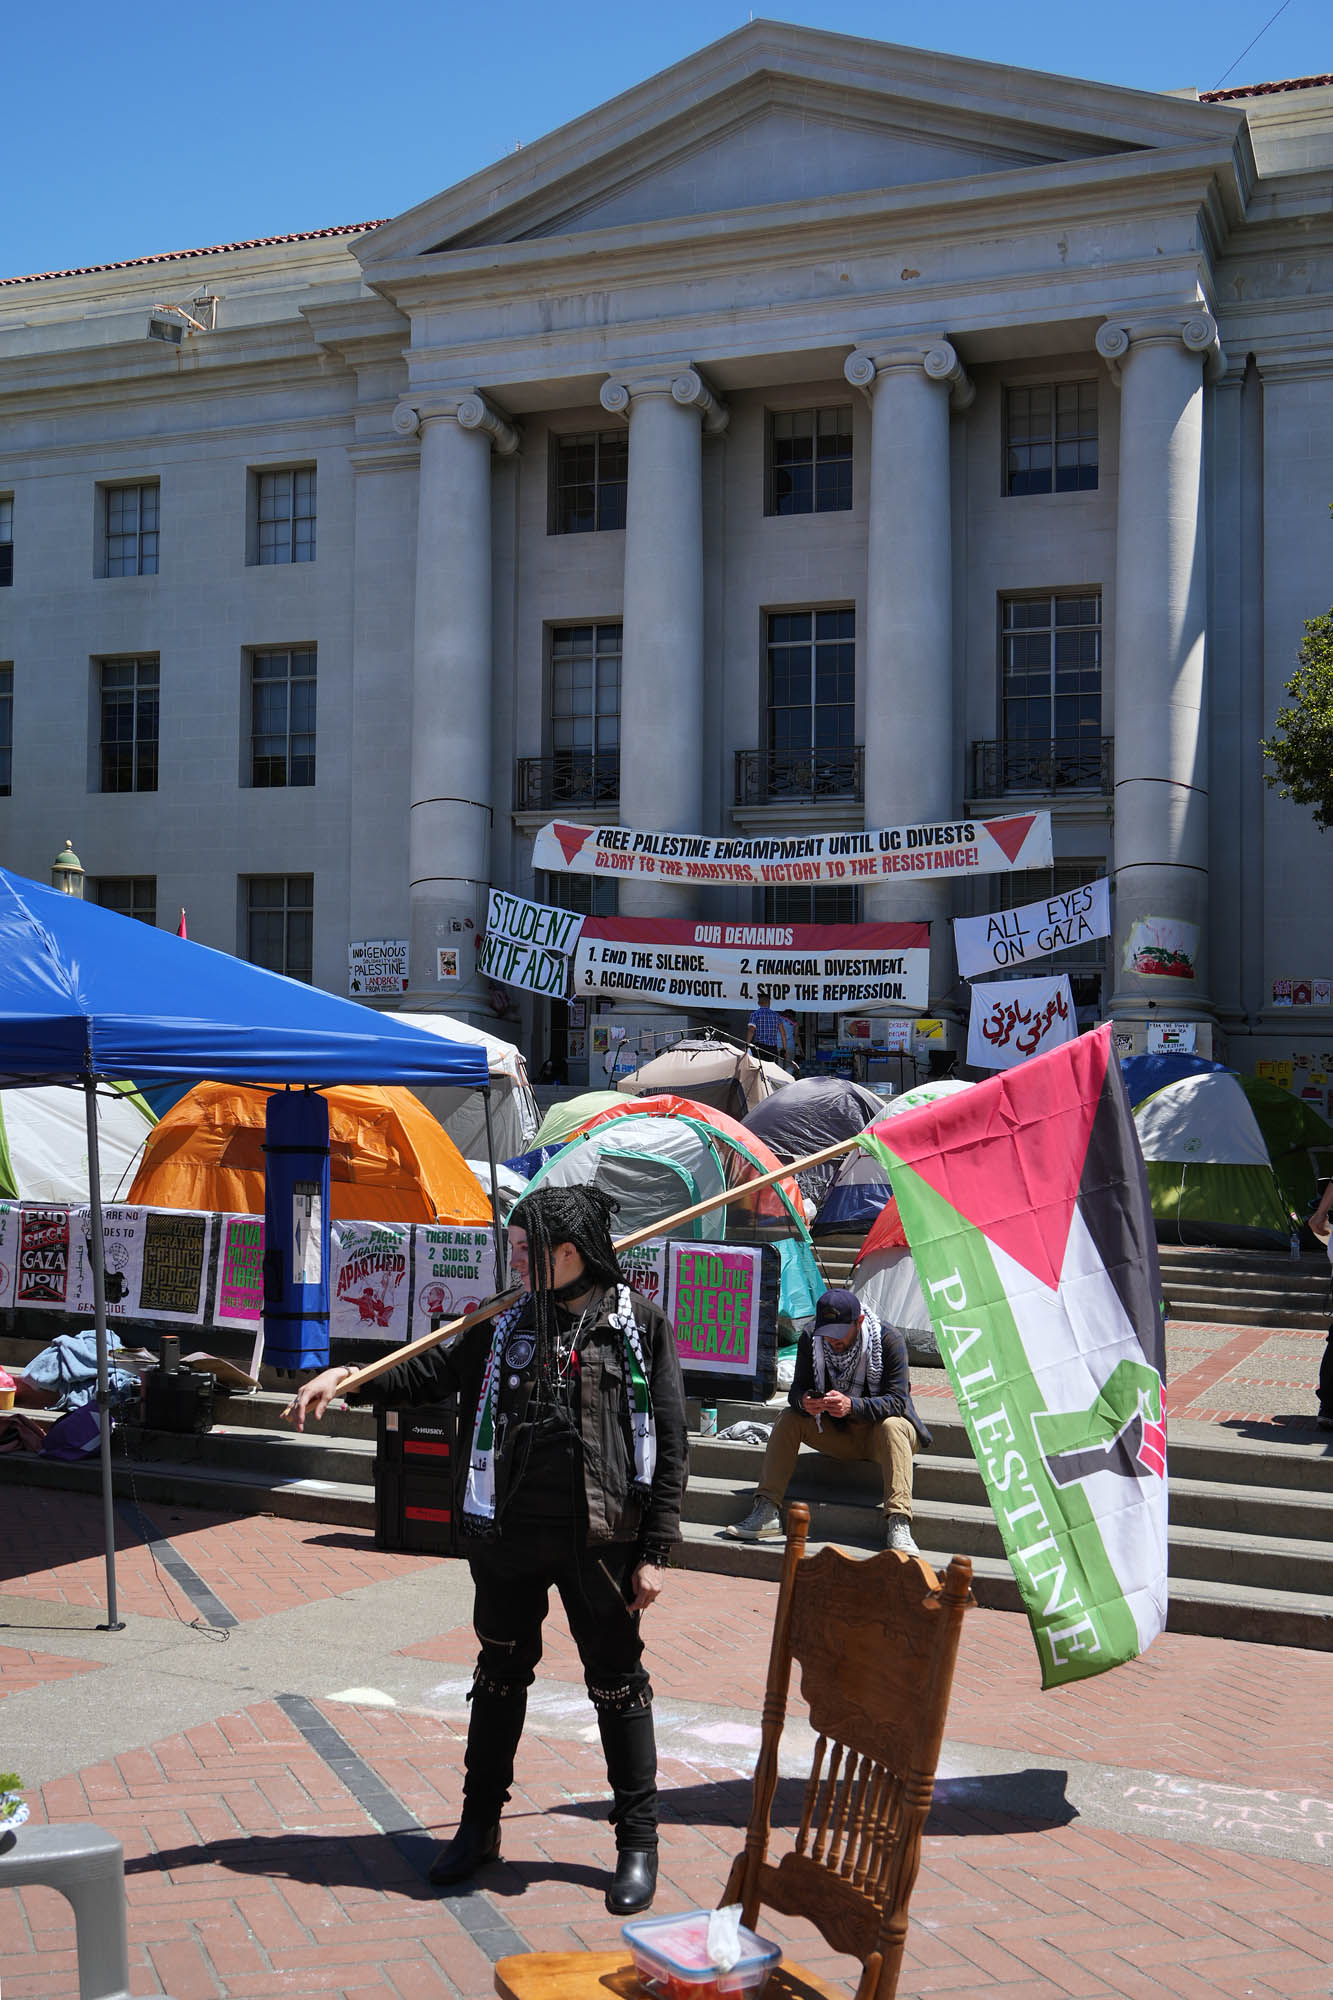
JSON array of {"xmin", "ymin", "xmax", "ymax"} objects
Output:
[{"xmin": 0, "ymin": 866, "xmax": 494, "ymax": 1629}]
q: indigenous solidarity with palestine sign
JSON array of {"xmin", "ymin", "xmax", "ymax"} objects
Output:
[
  {"xmin": 573, "ymin": 917, "xmax": 930, "ymax": 1011},
  {"xmin": 858, "ymin": 1025, "xmax": 1168, "ymax": 1688},
  {"xmin": 535, "ymin": 812, "xmax": 1053, "ymax": 887}
]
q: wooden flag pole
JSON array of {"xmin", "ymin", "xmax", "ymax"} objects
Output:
[{"xmin": 333, "ymin": 1133, "xmax": 863, "ymax": 1398}]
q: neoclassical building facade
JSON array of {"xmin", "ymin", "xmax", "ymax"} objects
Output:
[{"xmin": 2, "ymin": 26, "xmax": 1331, "ymax": 1080}]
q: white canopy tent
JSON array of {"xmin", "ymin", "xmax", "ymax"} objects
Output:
[{"xmin": 396, "ymin": 1012, "xmax": 538, "ymax": 1162}]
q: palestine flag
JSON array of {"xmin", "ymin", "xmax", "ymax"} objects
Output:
[{"xmin": 859, "ymin": 1024, "xmax": 1167, "ymax": 1688}]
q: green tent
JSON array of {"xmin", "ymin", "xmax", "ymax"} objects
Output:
[
  {"xmin": 533, "ymin": 1091, "xmax": 626, "ymax": 1148},
  {"xmin": 1133, "ymin": 1071, "xmax": 1297, "ymax": 1248}
]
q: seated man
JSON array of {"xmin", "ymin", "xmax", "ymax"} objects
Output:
[{"xmin": 723, "ymin": 1288, "xmax": 931, "ymax": 1553}]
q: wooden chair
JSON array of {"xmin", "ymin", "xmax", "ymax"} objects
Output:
[{"xmin": 494, "ymin": 1503, "xmax": 974, "ymax": 2000}]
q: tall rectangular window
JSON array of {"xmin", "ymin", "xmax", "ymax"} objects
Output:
[
  {"xmin": 1005, "ymin": 383, "xmax": 1098, "ymax": 495},
  {"xmin": 0, "ymin": 497, "xmax": 12, "ymax": 587},
  {"xmin": 765, "ymin": 609, "xmax": 855, "ymax": 797},
  {"xmin": 762, "ymin": 886, "xmax": 861, "ymax": 924},
  {"xmin": 549, "ymin": 624, "xmax": 620, "ymax": 800},
  {"xmin": 251, "ymin": 647, "xmax": 316, "ymax": 787},
  {"xmin": 246, "ymin": 874, "xmax": 313, "ymax": 982},
  {"xmin": 538, "ymin": 871, "xmax": 617, "ymax": 918},
  {"xmin": 767, "ymin": 408, "xmax": 853, "ymax": 515},
  {"xmin": 0, "ymin": 665, "xmax": 11, "ymax": 795},
  {"xmin": 1001, "ymin": 593, "xmax": 1102, "ymax": 788},
  {"xmin": 99, "ymin": 656, "xmax": 159, "ymax": 793},
  {"xmin": 96, "ymin": 877, "xmax": 157, "ymax": 925},
  {"xmin": 103, "ymin": 483, "xmax": 159, "ymax": 576},
  {"xmin": 549, "ymin": 432, "xmax": 628, "ymax": 534},
  {"xmin": 256, "ymin": 468, "xmax": 316, "ymax": 564}
]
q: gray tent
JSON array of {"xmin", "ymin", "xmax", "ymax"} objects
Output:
[{"xmin": 742, "ymin": 1075, "xmax": 884, "ymax": 1205}]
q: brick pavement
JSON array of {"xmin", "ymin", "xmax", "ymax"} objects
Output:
[{"xmin": 0, "ymin": 1642, "xmax": 104, "ymax": 1698}]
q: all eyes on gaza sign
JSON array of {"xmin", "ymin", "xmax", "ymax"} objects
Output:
[{"xmin": 535, "ymin": 812, "xmax": 1051, "ymax": 889}]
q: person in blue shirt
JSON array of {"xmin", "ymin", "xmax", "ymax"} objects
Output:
[{"xmin": 746, "ymin": 990, "xmax": 789, "ymax": 1062}]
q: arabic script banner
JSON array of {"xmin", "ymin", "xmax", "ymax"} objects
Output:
[
  {"xmin": 573, "ymin": 917, "xmax": 929, "ymax": 1012},
  {"xmin": 535, "ymin": 813, "xmax": 1052, "ymax": 888},
  {"xmin": 967, "ymin": 975, "xmax": 1076, "ymax": 1072}
]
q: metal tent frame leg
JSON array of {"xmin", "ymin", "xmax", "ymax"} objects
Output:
[{"xmin": 84, "ymin": 1075, "xmax": 124, "ymax": 1632}]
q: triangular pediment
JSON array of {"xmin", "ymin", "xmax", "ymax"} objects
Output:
[{"xmin": 358, "ymin": 21, "xmax": 1245, "ymax": 270}]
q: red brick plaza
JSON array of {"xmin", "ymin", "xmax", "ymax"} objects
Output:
[{"xmin": 1, "ymin": 1316, "xmax": 1330, "ymax": 2000}]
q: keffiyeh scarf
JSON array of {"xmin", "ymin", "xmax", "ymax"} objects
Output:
[
  {"xmin": 811, "ymin": 1305, "xmax": 885, "ymax": 1423},
  {"xmin": 462, "ymin": 1285, "xmax": 656, "ymax": 1536}
]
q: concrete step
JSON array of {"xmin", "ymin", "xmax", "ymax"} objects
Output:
[
  {"xmin": 1162, "ymin": 1277, "xmax": 1330, "ymax": 1304},
  {"xmin": 1163, "ymin": 1302, "xmax": 1328, "ymax": 1331},
  {"xmin": 0, "ymin": 1445, "xmax": 376, "ymax": 1529}
]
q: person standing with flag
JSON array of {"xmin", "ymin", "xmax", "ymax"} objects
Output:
[{"xmin": 286, "ymin": 1185, "xmax": 687, "ymax": 1914}]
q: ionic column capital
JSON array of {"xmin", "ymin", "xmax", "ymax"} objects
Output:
[
  {"xmin": 845, "ymin": 338, "xmax": 975, "ymax": 411},
  {"xmin": 391, "ymin": 392, "xmax": 521, "ymax": 455},
  {"xmin": 1095, "ymin": 311, "xmax": 1225, "ymax": 385},
  {"xmin": 600, "ymin": 365, "xmax": 729, "ymax": 434}
]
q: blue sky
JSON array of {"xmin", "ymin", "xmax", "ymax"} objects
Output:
[{"xmin": 5, "ymin": 1, "xmax": 1324, "ymax": 281}]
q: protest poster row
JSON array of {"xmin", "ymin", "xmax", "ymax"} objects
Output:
[{"xmin": 0, "ymin": 1200, "xmax": 766, "ymax": 1378}]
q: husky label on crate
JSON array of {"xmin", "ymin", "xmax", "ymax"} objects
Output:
[{"xmin": 415, "ymin": 1224, "xmax": 497, "ymax": 1323}]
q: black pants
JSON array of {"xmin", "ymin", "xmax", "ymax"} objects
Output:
[
  {"xmin": 1320, "ymin": 1326, "xmax": 1333, "ymax": 1417},
  {"xmin": 462, "ymin": 1527, "xmax": 656, "ymax": 1846}
]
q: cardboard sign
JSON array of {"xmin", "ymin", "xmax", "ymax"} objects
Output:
[
  {"xmin": 215, "ymin": 1215, "xmax": 265, "ymax": 1329},
  {"xmin": 537, "ymin": 813, "xmax": 1052, "ymax": 887},
  {"xmin": 415, "ymin": 1224, "xmax": 497, "ymax": 1323},
  {"xmin": 967, "ymin": 976, "xmax": 1076, "ymax": 1072},
  {"xmin": 348, "ymin": 939, "xmax": 409, "ymax": 997},
  {"xmin": 478, "ymin": 889, "xmax": 583, "ymax": 996},
  {"xmin": 954, "ymin": 879, "xmax": 1110, "ymax": 980},
  {"xmin": 620, "ymin": 1239, "xmax": 670, "ymax": 1314},
  {"xmin": 670, "ymin": 1244, "xmax": 762, "ymax": 1376},
  {"xmin": 1146, "ymin": 1021, "xmax": 1198, "ymax": 1054},
  {"xmin": 573, "ymin": 917, "xmax": 929, "ymax": 1013},
  {"xmin": 332, "ymin": 1221, "xmax": 411, "ymax": 1343}
]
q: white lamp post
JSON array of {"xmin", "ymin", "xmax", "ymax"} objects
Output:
[{"xmin": 51, "ymin": 840, "xmax": 86, "ymax": 898}]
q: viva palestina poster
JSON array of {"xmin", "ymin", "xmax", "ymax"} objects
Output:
[
  {"xmin": 535, "ymin": 811, "xmax": 1052, "ymax": 888},
  {"xmin": 857, "ymin": 1025, "xmax": 1167, "ymax": 1688}
]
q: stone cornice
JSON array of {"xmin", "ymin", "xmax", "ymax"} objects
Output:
[
  {"xmin": 392, "ymin": 391, "xmax": 521, "ymax": 454},
  {"xmin": 599, "ymin": 365, "xmax": 729, "ymax": 433},
  {"xmin": 845, "ymin": 337, "xmax": 975, "ymax": 409},
  {"xmin": 1095, "ymin": 308, "xmax": 1224, "ymax": 383},
  {"xmin": 346, "ymin": 440, "xmax": 420, "ymax": 473},
  {"xmin": 300, "ymin": 296, "xmax": 411, "ymax": 365}
]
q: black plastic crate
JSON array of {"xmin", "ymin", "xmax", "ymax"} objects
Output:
[{"xmin": 375, "ymin": 1402, "xmax": 458, "ymax": 1555}]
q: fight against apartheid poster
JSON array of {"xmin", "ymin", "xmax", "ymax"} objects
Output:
[
  {"xmin": 574, "ymin": 917, "xmax": 929, "ymax": 1012},
  {"xmin": 536, "ymin": 811, "xmax": 1051, "ymax": 888},
  {"xmin": 954, "ymin": 880, "xmax": 1110, "ymax": 981},
  {"xmin": 967, "ymin": 976, "xmax": 1076, "ymax": 1072},
  {"xmin": 331, "ymin": 1221, "xmax": 411, "ymax": 1342},
  {"xmin": 478, "ymin": 889, "xmax": 584, "ymax": 997},
  {"xmin": 620, "ymin": 1239, "xmax": 670, "ymax": 1313},
  {"xmin": 857, "ymin": 1026, "xmax": 1168, "ymax": 1688}
]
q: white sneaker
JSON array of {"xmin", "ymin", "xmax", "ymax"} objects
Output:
[
  {"xmin": 886, "ymin": 1514, "xmax": 920, "ymax": 1556},
  {"xmin": 723, "ymin": 1498, "xmax": 783, "ymax": 1542}
]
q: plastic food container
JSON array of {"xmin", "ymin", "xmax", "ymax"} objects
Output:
[
  {"xmin": 0, "ymin": 1369, "xmax": 14, "ymax": 1412},
  {"xmin": 623, "ymin": 1911, "xmax": 782, "ymax": 2000}
]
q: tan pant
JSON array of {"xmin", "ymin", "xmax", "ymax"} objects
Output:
[{"xmin": 756, "ymin": 1408, "xmax": 918, "ymax": 1518}]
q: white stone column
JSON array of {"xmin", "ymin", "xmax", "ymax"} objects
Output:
[
  {"xmin": 1096, "ymin": 312, "xmax": 1219, "ymax": 1023},
  {"xmin": 845, "ymin": 339, "xmax": 972, "ymax": 1011},
  {"xmin": 600, "ymin": 367, "xmax": 727, "ymax": 918},
  {"xmin": 393, "ymin": 392, "xmax": 519, "ymax": 1015}
]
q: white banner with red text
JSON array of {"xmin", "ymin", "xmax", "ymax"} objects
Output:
[
  {"xmin": 967, "ymin": 975, "xmax": 1077, "ymax": 1071},
  {"xmin": 572, "ymin": 917, "xmax": 930, "ymax": 1012},
  {"xmin": 535, "ymin": 812, "xmax": 1052, "ymax": 888}
]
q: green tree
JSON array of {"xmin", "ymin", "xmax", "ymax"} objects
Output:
[{"xmin": 1261, "ymin": 609, "xmax": 1333, "ymax": 832}]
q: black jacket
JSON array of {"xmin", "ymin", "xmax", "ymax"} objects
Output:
[
  {"xmin": 352, "ymin": 1285, "xmax": 688, "ymax": 1558},
  {"xmin": 788, "ymin": 1323, "xmax": 931, "ymax": 1449}
]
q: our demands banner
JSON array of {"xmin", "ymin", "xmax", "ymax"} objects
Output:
[
  {"xmin": 954, "ymin": 880, "xmax": 1110, "ymax": 981},
  {"xmin": 573, "ymin": 917, "xmax": 930, "ymax": 1012},
  {"xmin": 478, "ymin": 889, "xmax": 584, "ymax": 996},
  {"xmin": 536, "ymin": 812, "xmax": 1051, "ymax": 888}
]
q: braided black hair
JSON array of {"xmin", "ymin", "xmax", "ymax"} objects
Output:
[{"xmin": 509, "ymin": 1184, "xmax": 624, "ymax": 1302}]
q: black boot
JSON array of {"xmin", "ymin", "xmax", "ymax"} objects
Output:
[
  {"xmin": 606, "ymin": 1847, "xmax": 658, "ymax": 1915},
  {"xmin": 597, "ymin": 1699, "xmax": 659, "ymax": 1912},
  {"xmin": 429, "ymin": 1819, "xmax": 501, "ymax": 1886},
  {"xmin": 459, "ymin": 1674, "xmax": 528, "ymax": 1833}
]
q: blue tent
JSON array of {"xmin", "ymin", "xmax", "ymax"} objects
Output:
[{"xmin": 0, "ymin": 866, "xmax": 493, "ymax": 1629}]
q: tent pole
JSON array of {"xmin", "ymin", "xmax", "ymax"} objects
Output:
[
  {"xmin": 481, "ymin": 1086, "xmax": 507, "ymax": 1288},
  {"xmin": 84, "ymin": 1076, "xmax": 124, "ymax": 1632}
]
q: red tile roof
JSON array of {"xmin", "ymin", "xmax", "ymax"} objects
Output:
[
  {"xmin": 1201, "ymin": 73, "xmax": 1333, "ymax": 101},
  {"xmin": 0, "ymin": 221, "xmax": 387, "ymax": 288}
]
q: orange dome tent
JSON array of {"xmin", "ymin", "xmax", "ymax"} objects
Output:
[{"xmin": 128, "ymin": 1081, "xmax": 490, "ymax": 1225}]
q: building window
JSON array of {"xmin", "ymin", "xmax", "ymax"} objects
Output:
[
  {"xmin": 549, "ymin": 624, "xmax": 620, "ymax": 798},
  {"xmin": 96, "ymin": 877, "xmax": 157, "ymax": 926},
  {"xmin": 1005, "ymin": 383, "xmax": 1098, "ymax": 495},
  {"xmin": 98, "ymin": 656, "xmax": 159, "ymax": 793},
  {"xmin": 766, "ymin": 609, "xmax": 855, "ymax": 794},
  {"xmin": 549, "ymin": 432, "xmax": 628, "ymax": 535},
  {"xmin": 762, "ymin": 886, "xmax": 862, "ymax": 925},
  {"xmin": 768, "ymin": 408, "xmax": 853, "ymax": 516},
  {"xmin": 1001, "ymin": 593, "xmax": 1101, "ymax": 786},
  {"xmin": 255, "ymin": 468, "xmax": 316, "ymax": 565},
  {"xmin": 0, "ymin": 665, "xmax": 11, "ymax": 794},
  {"xmin": 0, "ymin": 497, "xmax": 12, "ymax": 587},
  {"xmin": 250, "ymin": 648, "xmax": 316, "ymax": 787},
  {"xmin": 246, "ymin": 875, "xmax": 313, "ymax": 982},
  {"xmin": 103, "ymin": 483, "xmax": 159, "ymax": 576},
  {"xmin": 539, "ymin": 871, "xmax": 617, "ymax": 918}
]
